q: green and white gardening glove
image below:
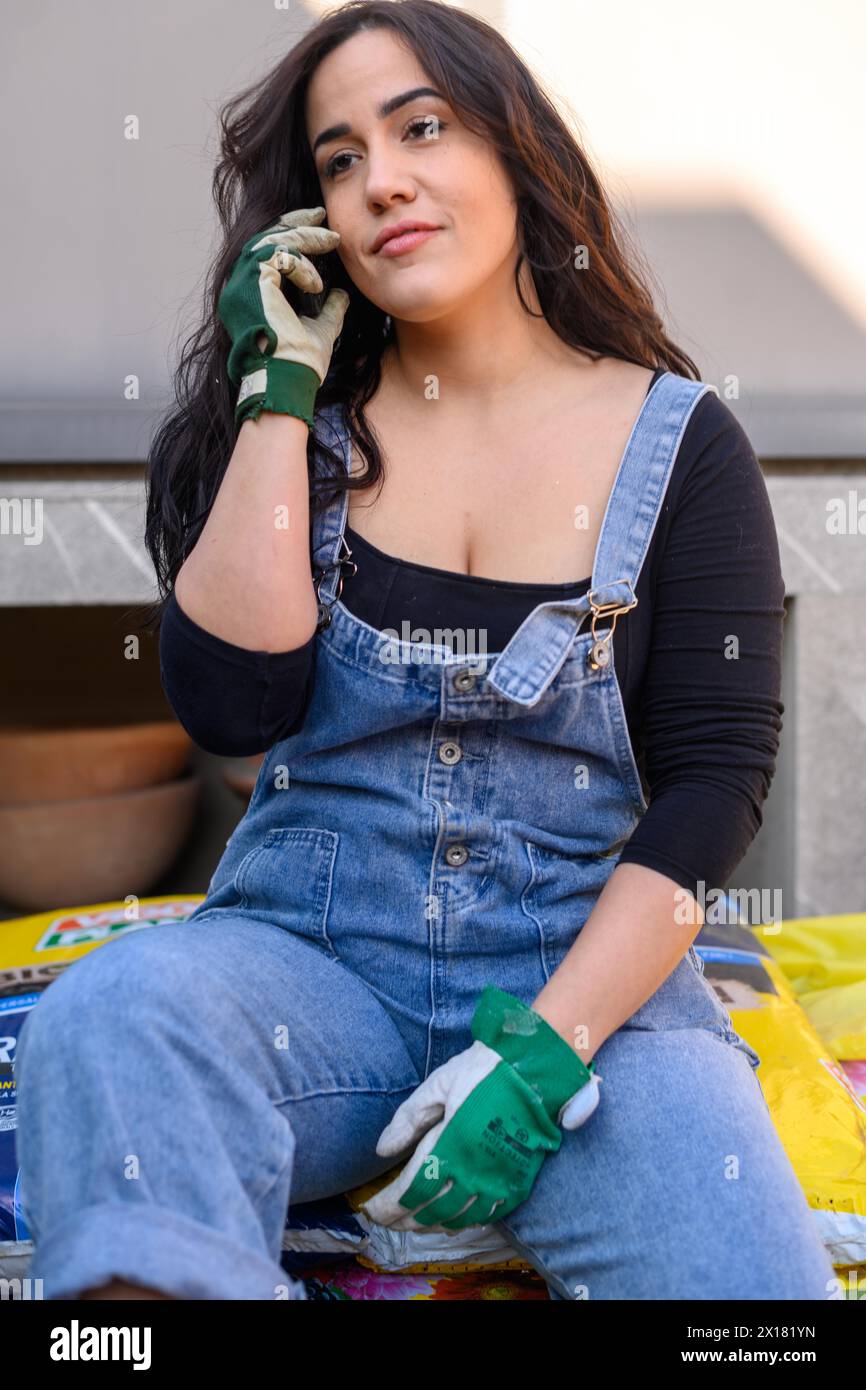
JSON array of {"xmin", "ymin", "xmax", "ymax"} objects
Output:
[
  {"xmin": 361, "ymin": 986, "xmax": 602, "ymax": 1234},
  {"xmin": 217, "ymin": 206, "xmax": 350, "ymax": 431}
]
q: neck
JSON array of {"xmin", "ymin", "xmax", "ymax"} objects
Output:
[{"xmin": 380, "ymin": 264, "xmax": 596, "ymax": 413}]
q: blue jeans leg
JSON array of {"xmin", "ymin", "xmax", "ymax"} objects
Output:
[
  {"xmin": 13, "ymin": 916, "xmax": 421, "ymax": 1300},
  {"xmin": 497, "ymin": 1024, "xmax": 839, "ymax": 1301}
]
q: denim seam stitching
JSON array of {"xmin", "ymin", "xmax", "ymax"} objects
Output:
[
  {"xmin": 494, "ymin": 1217, "xmax": 576, "ymax": 1301},
  {"xmin": 321, "ymin": 617, "xmax": 459, "ymax": 691},
  {"xmin": 272, "ymin": 1080, "xmax": 419, "ymax": 1108}
]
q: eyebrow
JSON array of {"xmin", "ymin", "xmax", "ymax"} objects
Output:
[{"xmin": 311, "ymin": 86, "xmax": 447, "ymax": 155}]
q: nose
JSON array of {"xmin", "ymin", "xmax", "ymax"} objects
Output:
[{"xmin": 362, "ymin": 142, "xmax": 417, "ymax": 215}]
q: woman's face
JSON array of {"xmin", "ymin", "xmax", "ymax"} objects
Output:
[{"xmin": 305, "ymin": 28, "xmax": 519, "ymax": 323}]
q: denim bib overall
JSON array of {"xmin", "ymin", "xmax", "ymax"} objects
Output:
[
  {"xmin": 15, "ymin": 370, "xmax": 836, "ymax": 1302},
  {"xmin": 186, "ymin": 370, "xmax": 747, "ymax": 1072}
]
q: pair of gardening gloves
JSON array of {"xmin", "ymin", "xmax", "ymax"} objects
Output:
[{"xmin": 361, "ymin": 986, "xmax": 601, "ymax": 1234}]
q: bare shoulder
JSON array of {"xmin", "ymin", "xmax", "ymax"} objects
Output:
[
  {"xmin": 594, "ymin": 355, "xmax": 656, "ymax": 400},
  {"xmin": 548, "ymin": 348, "xmax": 654, "ymax": 399},
  {"xmin": 547, "ymin": 354, "xmax": 657, "ymax": 434}
]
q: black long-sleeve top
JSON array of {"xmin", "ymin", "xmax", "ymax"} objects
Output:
[{"xmin": 159, "ymin": 370, "xmax": 786, "ymax": 897}]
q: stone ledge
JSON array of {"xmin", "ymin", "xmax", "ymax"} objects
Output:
[{"xmin": 1, "ymin": 468, "xmax": 864, "ymax": 605}]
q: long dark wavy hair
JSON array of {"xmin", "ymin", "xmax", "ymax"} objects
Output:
[{"xmin": 142, "ymin": 0, "xmax": 699, "ymax": 633}]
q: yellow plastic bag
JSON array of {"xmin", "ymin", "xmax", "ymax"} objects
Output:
[
  {"xmin": 755, "ymin": 912, "xmax": 866, "ymax": 1060},
  {"xmin": 697, "ymin": 919, "xmax": 866, "ymax": 1265}
]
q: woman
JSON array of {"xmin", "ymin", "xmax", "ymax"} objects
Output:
[{"xmin": 14, "ymin": 0, "xmax": 836, "ymax": 1301}]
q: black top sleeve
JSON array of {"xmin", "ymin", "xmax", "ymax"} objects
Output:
[
  {"xmin": 617, "ymin": 394, "xmax": 786, "ymax": 897},
  {"xmin": 158, "ymin": 590, "xmax": 317, "ymax": 757}
]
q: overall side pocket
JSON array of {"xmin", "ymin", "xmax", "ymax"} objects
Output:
[
  {"xmin": 521, "ymin": 840, "xmax": 618, "ymax": 978},
  {"xmin": 232, "ymin": 826, "xmax": 340, "ymax": 958},
  {"xmin": 687, "ymin": 945, "xmax": 762, "ymax": 1068}
]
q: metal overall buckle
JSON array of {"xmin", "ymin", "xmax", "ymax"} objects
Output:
[
  {"xmin": 313, "ymin": 533, "xmax": 357, "ymax": 631},
  {"xmin": 585, "ymin": 581, "xmax": 638, "ymax": 671}
]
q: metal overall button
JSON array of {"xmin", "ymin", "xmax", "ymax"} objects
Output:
[
  {"xmin": 445, "ymin": 844, "xmax": 469, "ymax": 867},
  {"xmin": 438, "ymin": 740, "xmax": 463, "ymax": 765},
  {"xmin": 312, "ymin": 534, "xmax": 358, "ymax": 632},
  {"xmin": 589, "ymin": 639, "xmax": 612, "ymax": 670},
  {"xmin": 453, "ymin": 669, "xmax": 477, "ymax": 692}
]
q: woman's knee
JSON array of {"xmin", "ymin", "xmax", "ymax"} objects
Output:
[{"xmin": 15, "ymin": 926, "xmax": 204, "ymax": 1089}]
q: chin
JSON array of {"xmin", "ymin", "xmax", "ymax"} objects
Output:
[{"xmin": 376, "ymin": 286, "xmax": 463, "ymax": 324}]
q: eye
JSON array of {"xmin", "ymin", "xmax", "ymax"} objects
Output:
[
  {"xmin": 322, "ymin": 115, "xmax": 448, "ymax": 180},
  {"xmin": 405, "ymin": 114, "xmax": 448, "ymax": 141},
  {"xmin": 322, "ymin": 150, "xmax": 355, "ymax": 180}
]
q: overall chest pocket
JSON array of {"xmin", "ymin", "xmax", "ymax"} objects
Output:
[{"xmin": 232, "ymin": 826, "xmax": 340, "ymax": 958}]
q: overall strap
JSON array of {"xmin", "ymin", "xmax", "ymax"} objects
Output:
[{"xmin": 485, "ymin": 372, "xmax": 716, "ymax": 705}]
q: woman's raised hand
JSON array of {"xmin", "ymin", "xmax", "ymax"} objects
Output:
[{"xmin": 218, "ymin": 206, "xmax": 350, "ymax": 431}]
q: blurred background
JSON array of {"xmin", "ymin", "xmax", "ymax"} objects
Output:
[{"xmin": 1, "ymin": 0, "xmax": 864, "ymax": 920}]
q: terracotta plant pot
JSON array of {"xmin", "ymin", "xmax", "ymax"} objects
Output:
[
  {"xmin": 0, "ymin": 773, "xmax": 202, "ymax": 911},
  {"xmin": 0, "ymin": 721, "xmax": 193, "ymax": 805}
]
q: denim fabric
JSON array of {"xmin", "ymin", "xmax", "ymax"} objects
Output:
[{"xmin": 14, "ymin": 371, "xmax": 836, "ymax": 1299}]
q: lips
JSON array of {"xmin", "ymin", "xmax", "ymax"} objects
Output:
[{"xmin": 371, "ymin": 220, "xmax": 441, "ymax": 254}]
